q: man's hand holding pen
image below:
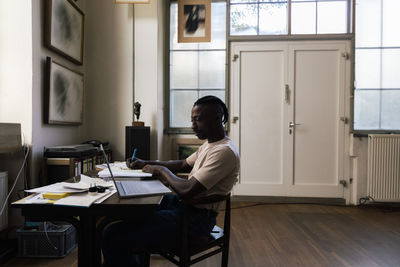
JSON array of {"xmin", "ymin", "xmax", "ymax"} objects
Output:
[{"xmin": 126, "ymin": 157, "xmax": 146, "ymax": 169}]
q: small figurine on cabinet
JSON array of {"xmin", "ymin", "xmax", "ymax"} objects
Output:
[{"xmin": 132, "ymin": 101, "xmax": 145, "ymax": 126}]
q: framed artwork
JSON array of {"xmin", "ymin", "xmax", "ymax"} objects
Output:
[
  {"xmin": 45, "ymin": 57, "xmax": 84, "ymax": 125},
  {"xmin": 172, "ymin": 138, "xmax": 205, "ymax": 160},
  {"xmin": 178, "ymin": 0, "xmax": 211, "ymax": 43},
  {"xmin": 45, "ymin": 0, "xmax": 85, "ymax": 65},
  {"xmin": 115, "ymin": 0, "xmax": 150, "ymax": 3}
]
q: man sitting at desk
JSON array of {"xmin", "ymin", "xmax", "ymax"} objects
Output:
[{"xmin": 102, "ymin": 95, "xmax": 240, "ymax": 267}]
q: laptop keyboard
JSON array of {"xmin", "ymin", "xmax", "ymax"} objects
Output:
[{"xmin": 117, "ymin": 180, "xmax": 169, "ymax": 195}]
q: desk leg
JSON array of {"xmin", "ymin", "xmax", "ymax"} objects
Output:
[{"xmin": 78, "ymin": 215, "xmax": 97, "ymax": 267}]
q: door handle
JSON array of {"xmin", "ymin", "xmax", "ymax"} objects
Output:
[
  {"xmin": 232, "ymin": 116, "xmax": 239, "ymax": 123},
  {"xmin": 289, "ymin": 122, "xmax": 301, "ymax": 128}
]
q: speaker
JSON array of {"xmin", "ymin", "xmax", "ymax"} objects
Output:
[{"xmin": 125, "ymin": 126, "xmax": 150, "ymax": 160}]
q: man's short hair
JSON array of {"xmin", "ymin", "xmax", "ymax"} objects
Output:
[{"xmin": 194, "ymin": 95, "xmax": 229, "ymax": 124}]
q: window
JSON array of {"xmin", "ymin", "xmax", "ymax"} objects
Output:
[
  {"xmin": 168, "ymin": 1, "xmax": 227, "ymax": 130},
  {"xmin": 229, "ymin": 0, "xmax": 351, "ymax": 36},
  {"xmin": 354, "ymin": 0, "xmax": 400, "ymax": 131}
]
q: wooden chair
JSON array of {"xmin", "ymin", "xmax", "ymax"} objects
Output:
[{"xmin": 156, "ymin": 194, "xmax": 231, "ymax": 267}]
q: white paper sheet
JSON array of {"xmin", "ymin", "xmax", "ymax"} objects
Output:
[
  {"xmin": 97, "ymin": 162, "xmax": 153, "ymax": 178},
  {"xmin": 61, "ymin": 174, "xmax": 114, "ymax": 190},
  {"xmin": 25, "ymin": 183, "xmax": 86, "ymax": 193}
]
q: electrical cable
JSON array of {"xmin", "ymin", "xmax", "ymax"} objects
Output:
[
  {"xmin": 43, "ymin": 221, "xmax": 58, "ymax": 251},
  {"xmin": 0, "ymin": 144, "xmax": 29, "ymax": 218}
]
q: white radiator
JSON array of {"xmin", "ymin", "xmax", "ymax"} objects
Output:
[
  {"xmin": 0, "ymin": 171, "xmax": 8, "ymax": 231},
  {"xmin": 367, "ymin": 134, "xmax": 400, "ymax": 202}
]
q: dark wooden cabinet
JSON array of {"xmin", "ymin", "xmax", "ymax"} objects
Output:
[{"xmin": 125, "ymin": 126, "xmax": 150, "ymax": 160}]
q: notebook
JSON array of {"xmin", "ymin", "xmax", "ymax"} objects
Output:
[{"xmin": 100, "ymin": 145, "xmax": 171, "ymax": 198}]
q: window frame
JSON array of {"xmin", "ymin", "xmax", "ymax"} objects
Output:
[
  {"xmin": 165, "ymin": 0, "xmax": 229, "ymax": 134},
  {"xmin": 228, "ymin": 0, "xmax": 353, "ymax": 38},
  {"xmin": 353, "ymin": 0, "xmax": 400, "ymax": 134}
]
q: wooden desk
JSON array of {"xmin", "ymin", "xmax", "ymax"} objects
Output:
[{"xmin": 12, "ymin": 191, "xmax": 162, "ymax": 267}]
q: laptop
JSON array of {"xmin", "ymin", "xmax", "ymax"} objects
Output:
[{"xmin": 100, "ymin": 144, "xmax": 172, "ymax": 198}]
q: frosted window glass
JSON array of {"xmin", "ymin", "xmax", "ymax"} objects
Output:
[
  {"xmin": 230, "ymin": 4, "xmax": 258, "ymax": 35},
  {"xmin": 171, "ymin": 91, "xmax": 198, "ymax": 128},
  {"xmin": 382, "ymin": 49, "xmax": 400, "ymax": 88},
  {"xmin": 382, "ymin": 0, "xmax": 400, "ymax": 47},
  {"xmin": 355, "ymin": 0, "xmax": 381, "ymax": 47},
  {"xmin": 170, "ymin": 51, "xmax": 198, "ymax": 89},
  {"xmin": 199, "ymin": 90, "xmax": 225, "ymax": 101},
  {"xmin": 231, "ymin": 0, "xmax": 257, "ymax": 3},
  {"xmin": 317, "ymin": 1, "xmax": 347, "ymax": 34},
  {"xmin": 354, "ymin": 90, "xmax": 380, "ymax": 130},
  {"xmin": 199, "ymin": 2, "xmax": 226, "ymax": 50},
  {"xmin": 381, "ymin": 90, "xmax": 400, "ymax": 129},
  {"xmin": 355, "ymin": 49, "xmax": 380, "ymax": 89},
  {"xmin": 199, "ymin": 51, "xmax": 226, "ymax": 89},
  {"xmin": 170, "ymin": 3, "xmax": 198, "ymax": 50},
  {"xmin": 291, "ymin": 2, "xmax": 316, "ymax": 34},
  {"xmin": 259, "ymin": 3, "xmax": 288, "ymax": 35}
]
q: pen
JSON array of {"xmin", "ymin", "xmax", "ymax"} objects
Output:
[{"xmin": 131, "ymin": 148, "xmax": 137, "ymax": 161}]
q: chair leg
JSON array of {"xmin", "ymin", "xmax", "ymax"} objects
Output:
[
  {"xmin": 179, "ymin": 254, "xmax": 190, "ymax": 267},
  {"xmin": 143, "ymin": 251, "xmax": 150, "ymax": 267},
  {"xmin": 221, "ymin": 243, "xmax": 229, "ymax": 267}
]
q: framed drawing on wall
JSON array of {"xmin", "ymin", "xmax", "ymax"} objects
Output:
[
  {"xmin": 45, "ymin": 57, "xmax": 84, "ymax": 125},
  {"xmin": 178, "ymin": 0, "xmax": 211, "ymax": 43},
  {"xmin": 45, "ymin": 0, "xmax": 84, "ymax": 65}
]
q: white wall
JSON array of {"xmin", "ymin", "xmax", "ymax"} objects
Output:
[
  {"xmin": 0, "ymin": 1, "xmax": 32, "ymax": 144},
  {"xmin": 85, "ymin": 0, "xmax": 134, "ymax": 161},
  {"xmin": 349, "ymin": 135, "xmax": 368, "ymax": 204},
  {"xmin": 31, "ymin": 0, "xmax": 86, "ymax": 186},
  {"xmin": 134, "ymin": 0, "xmax": 163, "ymax": 160}
]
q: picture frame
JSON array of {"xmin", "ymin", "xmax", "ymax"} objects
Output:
[
  {"xmin": 172, "ymin": 138, "xmax": 205, "ymax": 160},
  {"xmin": 115, "ymin": 0, "xmax": 150, "ymax": 3},
  {"xmin": 178, "ymin": 0, "xmax": 211, "ymax": 43},
  {"xmin": 45, "ymin": 0, "xmax": 85, "ymax": 65},
  {"xmin": 45, "ymin": 57, "xmax": 84, "ymax": 125}
]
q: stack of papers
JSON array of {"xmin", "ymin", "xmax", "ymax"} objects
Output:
[
  {"xmin": 24, "ymin": 175, "xmax": 115, "ymax": 207},
  {"xmin": 97, "ymin": 161, "xmax": 152, "ymax": 178}
]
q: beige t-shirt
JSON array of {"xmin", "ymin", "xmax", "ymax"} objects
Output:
[{"xmin": 185, "ymin": 137, "xmax": 240, "ymax": 211}]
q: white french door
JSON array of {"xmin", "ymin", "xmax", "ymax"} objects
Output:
[{"xmin": 230, "ymin": 41, "xmax": 350, "ymax": 198}]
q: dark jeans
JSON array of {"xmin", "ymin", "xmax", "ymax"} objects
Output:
[{"xmin": 101, "ymin": 194, "xmax": 217, "ymax": 267}]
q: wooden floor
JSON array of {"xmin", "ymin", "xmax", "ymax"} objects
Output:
[{"xmin": 5, "ymin": 202, "xmax": 400, "ymax": 267}]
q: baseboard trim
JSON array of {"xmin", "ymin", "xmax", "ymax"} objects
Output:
[{"xmin": 231, "ymin": 195, "xmax": 346, "ymax": 206}]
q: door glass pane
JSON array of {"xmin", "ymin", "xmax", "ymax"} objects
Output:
[
  {"xmin": 317, "ymin": 1, "xmax": 347, "ymax": 34},
  {"xmin": 382, "ymin": 0, "xmax": 400, "ymax": 47},
  {"xmin": 291, "ymin": 2, "xmax": 316, "ymax": 34},
  {"xmin": 199, "ymin": 51, "xmax": 226, "ymax": 89},
  {"xmin": 199, "ymin": 2, "xmax": 226, "ymax": 50},
  {"xmin": 170, "ymin": 3, "xmax": 198, "ymax": 50},
  {"xmin": 170, "ymin": 51, "xmax": 198, "ymax": 89},
  {"xmin": 382, "ymin": 49, "xmax": 400, "ymax": 88},
  {"xmin": 355, "ymin": 0, "xmax": 381, "ymax": 47},
  {"xmin": 354, "ymin": 90, "xmax": 380, "ymax": 130},
  {"xmin": 259, "ymin": 3, "xmax": 287, "ymax": 35},
  {"xmin": 170, "ymin": 91, "xmax": 198, "ymax": 128},
  {"xmin": 381, "ymin": 90, "xmax": 400, "ymax": 129},
  {"xmin": 230, "ymin": 4, "xmax": 258, "ymax": 35},
  {"xmin": 355, "ymin": 49, "xmax": 381, "ymax": 89}
]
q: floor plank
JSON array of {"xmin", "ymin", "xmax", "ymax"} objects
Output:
[{"xmin": 5, "ymin": 203, "xmax": 400, "ymax": 267}]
